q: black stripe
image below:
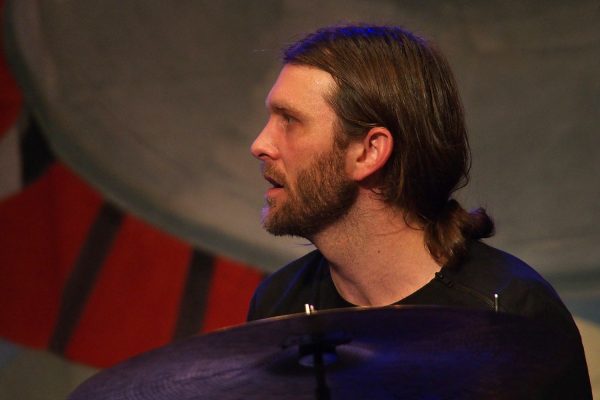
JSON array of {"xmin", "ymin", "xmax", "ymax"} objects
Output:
[
  {"xmin": 19, "ymin": 114, "xmax": 56, "ymax": 185},
  {"xmin": 172, "ymin": 249, "xmax": 215, "ymax": 340},
  {"xmin": 49, "ymin": 202, "xmax": 124, "ymax": 354}
]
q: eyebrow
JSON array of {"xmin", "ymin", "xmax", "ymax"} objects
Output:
[{"xmin": 266, "ymin": 100, "xmax": 305, "ymax": 119}]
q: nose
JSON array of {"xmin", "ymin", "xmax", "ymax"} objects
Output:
[{"xmin": 250, "ymin": 119, "xmax": 278, "ymax": 160}]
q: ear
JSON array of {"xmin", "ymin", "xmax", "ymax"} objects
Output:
[{"xmin": 346, "ymin": 127, "xmax": 393, "ymax": 182}]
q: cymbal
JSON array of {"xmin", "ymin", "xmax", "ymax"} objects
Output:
[{"xmin": 68, "ymin": 306, "xmax": 576, "ymax": 399}]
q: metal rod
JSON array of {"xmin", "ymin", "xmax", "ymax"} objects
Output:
[{"xmin": 313, "ymin": 348, "xmax": 330, "ymax": 400}]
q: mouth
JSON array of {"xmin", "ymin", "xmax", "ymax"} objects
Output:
[{"xmin": 265, "ymin": 175, "xmax": 284, "ymax": 189}]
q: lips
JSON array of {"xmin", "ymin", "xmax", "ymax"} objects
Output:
[{"xmin": 265, "ymin": 175, "xmax": 283, "ymax": 189}]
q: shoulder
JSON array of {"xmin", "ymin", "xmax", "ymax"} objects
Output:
[
  {"xmin": 247, "ymin": 249, "xmax": 324, "ymax": 321},
  {"xmin": 459, "ymin": 241, "xmax": 555, "ymax": 288},
  {"xmin": 461, "ymin": 242, "xmax": 591, "ymax": 395},
  {"xmin": 450, "ymin": 241, "xmax": 569, "ymax": 320}
]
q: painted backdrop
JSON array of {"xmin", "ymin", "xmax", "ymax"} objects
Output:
[{"xmin": 1, "ymin": 0, "xmax": 599, "ymax": 398}]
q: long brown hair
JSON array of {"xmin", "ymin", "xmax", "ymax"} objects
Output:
[{"xmin": 284, "ymin": 25, "xmax": 494, "ymax": 266}]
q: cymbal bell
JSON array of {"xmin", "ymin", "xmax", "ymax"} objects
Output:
[{"xmin": 68, "ymin": 306, "xmax": 576, "ymax": 399}]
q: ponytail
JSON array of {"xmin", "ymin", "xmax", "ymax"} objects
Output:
[{"xmin": 424, "ymin": 200, "xmax": 494, "ymax": 267}]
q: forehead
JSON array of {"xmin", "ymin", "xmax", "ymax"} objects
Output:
[{"xmin": 266, "ymin": 64, "xmax": 336, "ymax": 117}]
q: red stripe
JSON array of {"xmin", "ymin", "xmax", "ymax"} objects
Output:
[
  {"xmin": 0, "ymin": 163, "xmax": 103, "ymax": 347},
  {"xmin": 201, "ymin": 256, "xmax": 263, "ymax": 333},
  {"xmin": 65, "ymin": 215, "xmax": 192, "ymax": 368}
]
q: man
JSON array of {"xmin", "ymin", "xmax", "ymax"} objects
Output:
[{"xmin": 247, "ymin": 25, "xmax": 591, "ymax": 395}]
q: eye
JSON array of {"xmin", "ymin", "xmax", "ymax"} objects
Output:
[{"xmin": 282, "ymin": 113, "xmax": 296, "ymax": 124}]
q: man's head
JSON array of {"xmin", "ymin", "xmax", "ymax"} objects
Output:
[{"xmin": 252, "ymin": 25, "xmax": 493, "ymax": 264}]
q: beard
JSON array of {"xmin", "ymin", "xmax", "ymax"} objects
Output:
[{"xmin": 261, "ymin": 145, "xmax": 358, "ymax": 240}]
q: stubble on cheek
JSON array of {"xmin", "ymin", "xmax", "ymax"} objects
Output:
[{"xmin": 260, "ymin": 145, "xmax": 358, "ymax": 238}]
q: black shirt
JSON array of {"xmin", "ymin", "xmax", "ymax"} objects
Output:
[{"xmin": 250, "ymin": 241, "xmax": 569, "ymax": 321}]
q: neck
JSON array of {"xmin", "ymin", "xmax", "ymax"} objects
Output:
[{"xmin": 311, "ymin": 192, "xmax": 441, "ymax": 307}]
